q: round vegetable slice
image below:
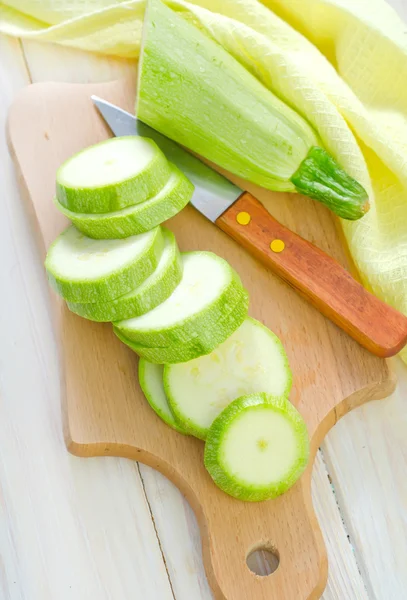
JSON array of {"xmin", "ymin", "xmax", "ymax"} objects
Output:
[
  {"xmin": 55, "ymin": 163, "xmax": 194, "ymax": 239},
  {"xmin": 164, "ymin": 317, "xmax": 292, "ymax": 440},
  {"xmin": 115, "ymin": 327, "xmax": 203, "ymax": 364},
  {"xmin": 138, "ymin": 359, "xmax": 188, "ymax": 434},
  {"xmin": 67, "ymin": 228, "xmax": 182, "ymax": 322},
  {"xmin": 56, "ymin": 136, "xmax": 171, "ymax": 214},
  {"xmin": 114, "ymin": 289, "xmax": 249, "ymax": 364},
  {"xmin": 204, "ymin": 393, "xmax": 309, "ymax": 501},
  {"xmin": 115, "ymin": 252, "xmax": 246, "ymax": 347},
  {"xmin": 45, "ymin": 225, "xmax": 163, "ymax": 303}
]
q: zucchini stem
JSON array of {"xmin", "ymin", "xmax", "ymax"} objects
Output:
[{"xmin": 290, "ymin": 146, "xmax": 370, "ymax": 220}]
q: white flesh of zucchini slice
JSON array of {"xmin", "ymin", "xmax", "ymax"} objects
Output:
[
  {"xmin": 67, "ymin": 228, "xmax": 181, "ymax": 321},
  {"xmin": 204, "ymin": 393, "xmax": 309, "ymax": 501},
  {"xmin": 115, "ymin": 252, "xmax": 246, "ymax": 347},
  {"xmin": 45, "ymin": 225, "xmax": 163, "ymax": 303},
  {"xmin": 55, "ymin": 163, "xmax": 193, "ymax": 239},
  {"xmin": 56, "ymin": 136, "xmax": 171, "ymax": 214},
  {"xmin": 114, "ymin": 288, "xmax": 249, "ymax": 364},
  {"xmin": 164, "ymin": 317, "xmax": 292, "ymax": 439}
]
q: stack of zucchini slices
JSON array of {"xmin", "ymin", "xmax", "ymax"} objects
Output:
[{"xmin": 46, "ymin": 135, "xmax": 309, "ymax": 502}]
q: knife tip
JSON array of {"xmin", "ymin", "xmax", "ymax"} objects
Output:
[{"xmin": 91, "ymin": 95, "xmax": 103, "ymax": 105}]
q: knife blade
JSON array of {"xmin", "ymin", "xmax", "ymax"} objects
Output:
[
  {"xmin": 91, "ymin": 95, "xmax": 407, "ymax": 358},
  {"xmin": 91, "ymin": 95, "xmax": 241, "ymax": 222}
]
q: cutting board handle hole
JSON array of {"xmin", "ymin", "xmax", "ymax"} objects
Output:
[{"xmin": 246, "ymin": 545, "xmax": 280, "ymax": 577}]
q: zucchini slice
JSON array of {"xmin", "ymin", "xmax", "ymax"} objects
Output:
[
  {"xmin": 204, "ymin": 393, "xmax": 309, "ymax": 501},
  {"xmin": 67, "ymin": 228, "xmax": 182, "ymax": 322},
  {"xmin": 164, "ymin": 317, "xmax": 292, "ymax": 440},
  {"xmin": 56, "ymin": 136, "xmax": 171, "ymax": 214},
  {"xmin": 138, "ymin": 359, "xmax": 188, "ymax": 434},
  {"xmin": 114, "ymin": 288, "xmax": 249, "ymax": 364},
  {"xmin": 55, "ymin": 163, "xmax": 194, "ymax": 239},
  {"xmin": 115, "ymin": 252, "xmax": 247, "ymax": 347},
  {"xmin": 115, "ymin": 327, "xmax": 204, "ymax": 364},
  {"xmin": 45, "ymin": 225, "xmax": 163, "ymax": 303}
]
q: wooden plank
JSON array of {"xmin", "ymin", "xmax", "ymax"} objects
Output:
[
  {"xmin": 322, "ymin": 358, "xmax": 407, "ymax": 600},
  {"xmin": 312, "ymin": 452, "xmax": 369, "ymax": 600},
  {"xmin": 0, "ymin": 34, "xmax": 174, "ymax": 600},
  {"xmin": 139, "ymin": 465, "xmax": 214, "ymax": 600},
  {"xmin": 16, "ymin": 40, "xmax": 376, "ymax": 600},
  {"xmin": 389, "ymin": 0, "xmax": 407, "ymax": 19}
]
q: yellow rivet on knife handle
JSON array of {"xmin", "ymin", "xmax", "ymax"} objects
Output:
[
  {"xmin": 270, "ymin": 239, "xmax": 285, "ymax": 253},
  {"xmin": 236, "ymin": 211, "xmax": 251, "ymax": 225}
]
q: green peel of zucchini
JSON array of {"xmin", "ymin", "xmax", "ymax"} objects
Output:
[
  {"xmin": 45, "ymin": 225, "xmax": 164, "ymax": 303},
  {"xmin": 114, "ymin": 287, "xmax": 249, "ymax": 364},
  {"xmin": 56, "ymin": 163, "xmax": 194, "ymax": 239},
  {"xmin": 67, "ymin": 228, "xmax": 182, "ymax": 321},
  {"xmin": 56, "ymin": 136, "xmax": 171, "ymax": 214},
  {"xmin": 204, "ymin": 393, "xmax": 309, "ymax": 501},
  {"xmin": 114, "ymin": 251, "xmax": 248, "ymax": 347},
  {"xmin": 138, "ymin": 360, "xmax": 188, "ymax": 434}
]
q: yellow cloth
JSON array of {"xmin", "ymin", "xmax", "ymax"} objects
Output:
[{"xmin": 2, "ymin": 0, "xmax": 407, "ymax": 358}]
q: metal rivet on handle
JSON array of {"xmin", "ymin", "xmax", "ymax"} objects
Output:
[
  {"xmin": 236, "ymin": 211, "xmax": 251, "ymax": 225},
  {"xmin": 270, "ymin": 239, "xmax": 285, "ymax": 253}
]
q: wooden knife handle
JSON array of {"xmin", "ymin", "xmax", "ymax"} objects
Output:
[{"xmin": 216, "ymin": 192, "xmax": 407, "ymax": 358}]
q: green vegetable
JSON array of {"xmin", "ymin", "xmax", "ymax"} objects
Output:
[
  {"xmin": 114, "ymin": 289, "xmax": 249, "ymax": 364},
  {"xmin": 55, "ymin": 163, "xmax": 194, "ymax": 238},
  {"xmin": 56, "ymin": 136, "xmax": 171, "ymax": 214},
  {"xmin": 67, "ymin": 228, "xmax": 182, "ymax": 321},
  {"xmin": 204, "ymin": 393, "xmax": 309, "ymax": 501},
  {"xmin": 138, "ymin": 359, "xmax": 188, "ymax": 434},
  {"xmin": 114, "ymin": 251, "xmax": 248, "ymax": 347},
  {"xmin": 115, "ymin": 327, "xmax": 202, "ymax": 364},
  {"xmin": 45, "ymin": 225, "xmax": 163, "ymax": 303},
  {"xmin": 136, "ymin": 0, "xmax": 369, "ymax": 220},
  {"xmin": 291, "ymin": 147, "xmax": 369, "ymax": 220},
  {"xmin": 164, "ymin": 317, "xmax": 292, "ymax": 440}
]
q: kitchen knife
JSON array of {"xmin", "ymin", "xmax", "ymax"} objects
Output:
[{"xmin": 91, "ymin": 95, "xmax": 407, "ymax": 358}]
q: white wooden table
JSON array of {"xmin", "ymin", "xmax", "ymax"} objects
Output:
[{"xmin": 0, "ymin": 3, "xmax": 406, "ymax": 597}]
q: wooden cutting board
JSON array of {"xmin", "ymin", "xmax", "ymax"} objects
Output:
[{"xmin": 7, "ymin": 77, "xmax": 395, "ymax": 600}]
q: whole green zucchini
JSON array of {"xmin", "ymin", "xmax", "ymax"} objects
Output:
[{"xmin": 136, "ymin": 0, "xmax": 369, "ymax": 220}]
